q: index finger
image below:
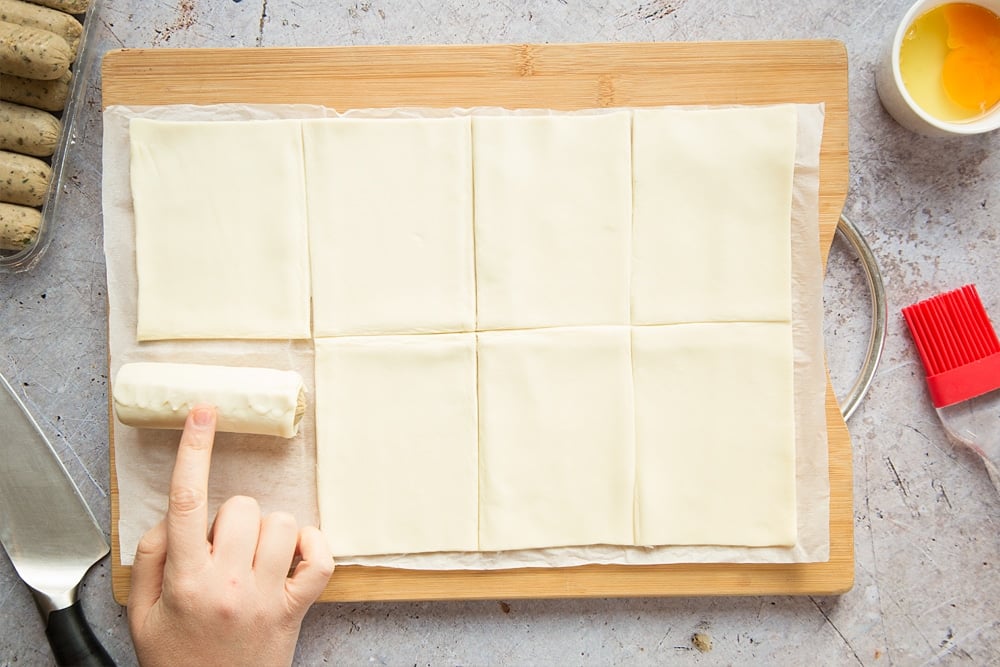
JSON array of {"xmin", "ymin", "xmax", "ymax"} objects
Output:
[{"xmin": 165, "ymin": 404, "xmax": 217, "ymax": 570}]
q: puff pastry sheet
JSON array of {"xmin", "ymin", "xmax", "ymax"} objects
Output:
[{"xmin": 107, "ymin": 103, "xmax": 826, "ymax": 567}]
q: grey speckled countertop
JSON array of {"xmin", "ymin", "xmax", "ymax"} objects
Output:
[{"xmin": 2, "ymin": 1, "xmax": 998, "ymax": 664}]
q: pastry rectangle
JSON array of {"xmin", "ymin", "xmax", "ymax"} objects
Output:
[
  {"xmin": 632, "ymin": 322, "xmax": 797, "ymax": 547},
  {"xmin": 304, "ymin": 117, "xmax": 475, "ymax": 336},
  {"xmin": 129, "ymin": 118, "xmax": 311, "ymax": 340},
  {"xmin": 314, "ymin": 334, "xmax": 479, "ymax": 556},
  {"xmin": 472, "ymin": 113, "xmax": 632, "ymax": 330},
  {"xmin": 477, "ymin": 326, "xmax": 635, "ymax": 551},
  {"xmin": 631, "ymin": 106, "xmax": 797, "ymax": 325}
]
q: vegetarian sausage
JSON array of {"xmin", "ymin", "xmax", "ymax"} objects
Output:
[
  {"xmin": 0, "ymin": 100, "xmax": 61, "ymax": 156},
  {"xmin": 21, "ymin": 0, "xmax": 90, "ymax": 14},
  {"xmin": 113, "ymin": 363, "xmax": 308, "ymax": 438},
  {"xmin": 1, "ymin": 149, "xmax": 51, "ymax": 207},
  {"xmin": 0, "ymin": 20, "xmax": 72, "ymax": 80},
  {"xmin": 0, "ymin": 0, "xmax": 83, "ymax": 53},
  {"xmin": 0, "ymin": 70, "xmax": 70, "ymax": 111},
  {"xmin": 0, "ymin": 201, "xmax": 41, "ymax": 251}
]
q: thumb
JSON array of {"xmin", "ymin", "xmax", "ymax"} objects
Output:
[
  {"xmin": 128, "ymin": 520, "xmax": 168, "ymax": 631},
  {"xmin": 284, "ymin": 526, "xmax": 334, "ymax": 616}
]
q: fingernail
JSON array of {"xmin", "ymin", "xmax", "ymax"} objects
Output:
[{"xmin": 192, "ymin": 407, "xmax": 214, "ymax": 427}]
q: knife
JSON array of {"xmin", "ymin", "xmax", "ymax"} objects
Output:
[{"xmin": 0, "ymin": 371, "xmax": 115, "ymax": 666}]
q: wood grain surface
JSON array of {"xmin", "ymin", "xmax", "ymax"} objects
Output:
[{"xmin": 102, "ymin": 41, "xmax": 851, "ymax": 603}]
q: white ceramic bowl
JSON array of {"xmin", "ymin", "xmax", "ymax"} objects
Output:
[{"xmin": 875, "ymin": 0, "xmax": 1000, "ymax": 136}]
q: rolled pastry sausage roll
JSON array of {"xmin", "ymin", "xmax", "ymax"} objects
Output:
[{"xmin": 113, "ymin": 362, "xmax": 306, "ymax": 438}]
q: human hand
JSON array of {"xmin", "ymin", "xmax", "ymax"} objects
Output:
[{"xmin": 127, "ymin": 405, "xmax": 334, "ymax": 667}]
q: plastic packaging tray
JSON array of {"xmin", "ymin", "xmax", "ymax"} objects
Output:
[{"xmin": 0, "ymin": 0, "xmax": 104, "ymax": 273}]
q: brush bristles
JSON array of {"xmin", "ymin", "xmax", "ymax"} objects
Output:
[{"xmin": 903, "ymin": 285, "xmax": 1000, "ymax": 376}]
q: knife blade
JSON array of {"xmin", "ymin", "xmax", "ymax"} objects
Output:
[{"xmin": 0, "ymin": 371, "xmax": 114, "ymax": 666}]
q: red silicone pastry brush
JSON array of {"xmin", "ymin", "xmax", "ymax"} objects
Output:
[{"xmin": 902, "ymin": 284, "xmax": 1000, "ymax": 494}]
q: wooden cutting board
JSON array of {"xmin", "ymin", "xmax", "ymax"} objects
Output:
[{"xmin": 103, "ymin": 41, "xmax": 852, "ymax": 602}]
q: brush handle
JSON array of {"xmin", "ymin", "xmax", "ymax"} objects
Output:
[
  {"xmin": 981, "ymin": 455, "xmax": 1000, "ymax": 496},
  {"xmin": 938, "ymin": 393, "xmax": 1000, "ymax": 497}
]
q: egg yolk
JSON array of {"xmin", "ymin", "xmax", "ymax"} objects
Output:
[{"xmin": 941, "ymin": 4, "xmax": 1000, "ymax": 113}]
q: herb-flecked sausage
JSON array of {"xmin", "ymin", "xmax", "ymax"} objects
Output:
[
  {"xmin": 0, "ymin": 100, "xmax": 61, "ymax": 157},
  {"xmin": 20, "ymin": 0, "xmax": 90, "ymax": 14},
  {"xmin": 0, "ymin": 201, "xmax": 41, "ymax": 251},
  {"xmin": 0, "ymin": 70, "xmax": 70, "ymax": 111},
  {"xmin": 0, "ymin": 20, "xmax": 72, "ymax": 80},
  {"xmin": 1, "ymin": 149, "xmax": 51, "ymax": 207},
  {"xmin": 0, "ymin": 0, "xmax": 83, "ymax": 54}
]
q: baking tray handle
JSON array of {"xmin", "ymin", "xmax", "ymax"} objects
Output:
[{"xmin": 835, "ymin": 213, "xmax": 887, "ymax": 421}]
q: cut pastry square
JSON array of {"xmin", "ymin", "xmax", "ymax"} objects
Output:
[
  {"xmin": 129, "ymin": 118, "xmax": 310, "ymax": 340},
  {"xmin": 477, "ymin": 326, "xmax": 635, "ymax": 551},
  {"xmin": 631, "ymin": 105, "xmax": 798, "ymax": 325},
  {"xmin": 314, "ymin": 334, "xmax": 479, "ymax": 557},
  {"xmin": 632, "ymin": 322, "xmax": 797, "ymax": 547},
  {"xmin": 472, "ymin": 112, "xmax": 632, "ymax": 330},
  {"xmin": 304, "ymin": 117, "xmax": 475, "ymax": 336}
]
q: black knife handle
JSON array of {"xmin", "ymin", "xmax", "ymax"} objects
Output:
[{"xmin": 45, "ymin": 601, "xmax": 116, "ymax": 666}]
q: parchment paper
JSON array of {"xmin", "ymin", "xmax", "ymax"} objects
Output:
[{"xmin": 104, "ymin": 103, "xmax": 828, "ymax": 568}]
